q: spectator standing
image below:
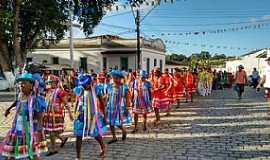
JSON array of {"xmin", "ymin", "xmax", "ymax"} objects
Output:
[
  {"xmin": 251, "ymin": 68, "xmax": 260, "ymax": 88},
  {"xmin": 234, "ymin": 65, "xmax": 248, "ymax": 100}
]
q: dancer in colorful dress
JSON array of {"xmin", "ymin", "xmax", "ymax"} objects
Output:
[
  {"xmin": 185, "ymin": 69, "xmax": 195, "ymax": 102},
  {"xmin": 163, "ymin": 69, "xmax": 175, "ymax": 115},
  {"xmin": 206, "ymin": 69, "xmax": 214, "ymax": 95},
  {"xmin": 73, "ymin": 74, "xmax": 107, "ymax": 159},
  {"xmin": 96, "ymin": 72, "xmax": 107, "ymax": 115},
  {"xmin": 198, "ymin": 69, "xmax": 208, "ymax": 96},
  {"xmin": 2, "ymin": 73, "xmax": 47, "ymax": 160},
  {"xmin": 152, "ymin": 68, "xmax": 170, "ymax": 125},
  {"xmin": 174, "ymin": 68, "xmax": 185, "ymax": 107},
  {"xmin": 106, "ymin": 70, "xmax": 131, "ymax": 144},
  {"xmin": 43, "ymin": 75, "xmax": 73, "ymax": 156},
  {"xmin": 131, "ymin": 70, "xmax": 152, "ymax": 133}
]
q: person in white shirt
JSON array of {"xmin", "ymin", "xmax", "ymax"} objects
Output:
[{"xmin": 257, "ymin": 57, "xmax": 270, "ymax": 99}]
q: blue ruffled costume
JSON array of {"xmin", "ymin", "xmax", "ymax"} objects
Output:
[
  {"xmin": 106, "ymin": 83, "xmax": 131, "ymax": 126},
  {"xmin": 73, "ymin": 86, "xmax": 107, "ymax": 138}
]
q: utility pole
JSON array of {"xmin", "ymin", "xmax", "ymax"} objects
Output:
[
  {"xmin": 69, "ymin": 0, "xmax": 74, "ymax": 69},
  {"xmin": 136, "ymin": 9, "xmax": 141, "ymax": 70},
  {"xmin": 131, "ymin": 0, "xmax": 158, "ymax": 70}
]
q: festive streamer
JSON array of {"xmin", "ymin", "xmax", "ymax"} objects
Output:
[
  {"xmin": 28, "ymin": 96, "xmax": 34, "ymax": 159},
  {"xmin": 164, "ymin": 40, "xmax": 254, "ymax": 51},
  {"xmin": 148, "ymin": 22, "xmax": 269, "ymax": 37}
]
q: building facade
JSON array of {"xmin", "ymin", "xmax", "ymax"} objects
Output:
[
  {"xmin": 165, "ymin": 60, "xmax": 188, "ymax": 73},
  {"xmin": 27, "ymin": 35, "xmax": 166, "ymax": 73},
  {"xmin": 225, "ymin": 48, "xmax": 270, "ymax": 75}
]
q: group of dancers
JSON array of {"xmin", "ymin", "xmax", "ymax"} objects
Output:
[{"xmin": 0, "ymin": 64, "xmax": 214, "ymax": 160}]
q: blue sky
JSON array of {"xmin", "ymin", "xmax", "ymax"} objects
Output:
[{"xmin": 73, "ymin": 0, "xmax": 270, "ymax": 56}]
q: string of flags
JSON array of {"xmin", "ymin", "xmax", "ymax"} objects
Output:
[
  {"xmin": 149, "ymin": 22, "xmax": 270, "ymax": 37},
  {"xmin": 164, "ymin": 40, "xmax": 254, "ymax": 51},
  {"xmin": 76, "ymin": 0, "xmax": 184, "ymax": 15}
]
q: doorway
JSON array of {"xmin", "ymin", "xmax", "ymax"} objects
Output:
[{"xmin": 120, "ymin": 57, "xmax": 128, "ymax": 71}]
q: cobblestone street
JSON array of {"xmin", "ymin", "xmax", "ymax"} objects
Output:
[{"xmin": 1, "ymin": 88, "xmax": 270, "ymax": 159}]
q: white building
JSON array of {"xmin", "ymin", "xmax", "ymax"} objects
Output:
[
  {"xmin": 225, "ymin": 48, "xmax": 270, "ymax": 75},
  {"xmin": 27, "ymin": 35, "xmax": 166, "ymax": 73},
  {"xmin": 165, "ymin": 60, "xmax": 188, "ymax": 73}
]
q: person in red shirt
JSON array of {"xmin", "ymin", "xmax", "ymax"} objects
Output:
[
  {"xmin": 234, "ymin": 65, "xmax": 247, "ymax": 100},
  {"xmin": 174, "ymin": 68, "xmax": 185, "ymax": 108},
  {"xmin": 151, "ymin": 68, "xmax": 170, "ymax": 125}
]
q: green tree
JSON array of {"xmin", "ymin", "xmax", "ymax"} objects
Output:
[
  {"xmin": 0, "ymin": 0, "xmax": 117, "ymax": 71},
  {"xmin": 211, "ymin": 53, "xmax": 226, "ymax": 60},
  {"xmin": 200, "ymin": 51, "xmax": 211, "ymax": 60},
  {"xmin": 167, "ymin": 53, "xmax": 187, "ymax": 61}
]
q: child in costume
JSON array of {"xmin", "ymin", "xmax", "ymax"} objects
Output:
[
  {"xmin": 2, "ymin": 73, "xmax": 47, "ymax": 160},
  {"xmin": 105, "ymin": 70, "xmax": 131, "ymax": 144},
  {"xmin": 151, "ymin": 68, "xmax": 170, "ymax": 125},
  {"xmin": 73, "ymin": 74, "xmax": 107, "ymax": 159},
  {"xmin": 43, "ymin": 75, "xmax": 73, "ymax": 156},
  {"xmin": 130, "ymin": 70, "xmax": 152, "ymax": 133}
]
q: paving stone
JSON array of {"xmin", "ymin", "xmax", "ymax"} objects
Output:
[{"xmin": 1, "ymin": 88, "xmax": 270, "ymax": 159}]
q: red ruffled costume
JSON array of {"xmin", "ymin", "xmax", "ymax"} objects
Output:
[
  {"xmin": 174, "ymin": 73, "xmax": 184, "ymax": 100},
  {"xmin": 162, "ymin": 73, "xmax": 176, "ymax": 105},
  {"xmin": 151, "ymin": 76, "xmax": 170, "ymax": 111},
  {"xmin": 185, "ymin": 72, "xmax": 195, "ymax": 99}
]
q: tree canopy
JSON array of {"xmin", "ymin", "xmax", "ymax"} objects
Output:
[
  {"xmin": 0, "ymin": 0, "xmax": 125, "ymax": 71},
  {"xmin": 166, "ymin": 51, "xmax": 229, "ymax": 68}
]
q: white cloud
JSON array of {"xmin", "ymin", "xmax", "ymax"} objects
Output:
[
  {"xmin": 249, "ymin": 15, "xmax": 270, "ymax": 22},
  {"xmin": 262, "ymin": 15, "xmax": 270, "ymax": 20}
]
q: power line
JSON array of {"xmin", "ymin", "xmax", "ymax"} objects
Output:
[
  {"xmin": 142, "ymin": 19, "xmax": 270, "ymax": 27},
  {"xmin": 141, "ymin": 3, "xmax": 159, "ymax": 22},
  {"xmin": 100, "ymin": 23, "xmax": 135, "ymax": 31},
  {"xmin": 145, "ymin": 15, "xmax": 270, "ymax": 19},
  {"xmin": 103, "ymin": 10, "xmax": 133, "ymax": 19}
]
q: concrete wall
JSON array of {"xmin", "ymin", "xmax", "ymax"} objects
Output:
[
  {"xmin": 141, "ymin": 48, "xmax": 166, "ymax": 72},
  {"xmin": 225, "ymin": 49, "xmax": 269, "ymax": 75},
  {"xmin": 28, "ymin": 48, "xmax": 103, "ymax": 72},
  {"xmin": 102, "ymin": 54, "xmax": 136, "ymax": 70},
  {"xmin": 226, "ymin": 60, "xmax": 244, "ymax": 74},
  {"xmin": 165, "ymin": 64, "xmax": 188, "ymax": 73},
  {"xmin": 28, "ymin": 47, "xmax": 166, "ymax": 72}
]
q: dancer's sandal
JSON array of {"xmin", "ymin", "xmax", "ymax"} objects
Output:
[
  {"xmin": 99, "ymin": 148, "xmax": 106, "ymax": 158},
  {"xmin": 122, "ymin": 131, "xmax": 127, "ymax": 141},
  {"xmin": 153, "ymin": 120, "xmax": 161, "ymax": 126},
  {"xmin": 131, "ymin": 128, "xmax": 138, "ymax": 134},
  {"xmin": 143, "ymin": 126, "xmax": 147, "ymax": 131},
  {"xmin": 46, "ymin": 151, "xmax": 58, "ymax": 157}
]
